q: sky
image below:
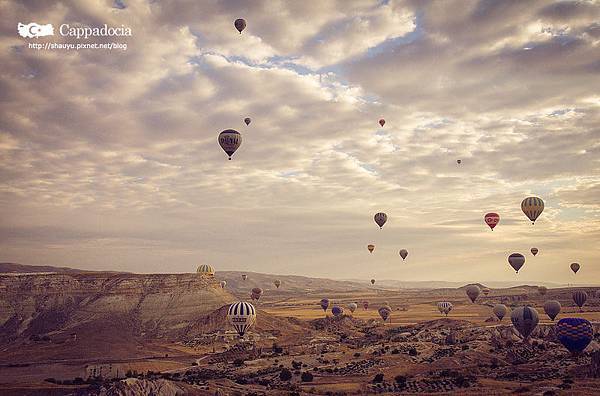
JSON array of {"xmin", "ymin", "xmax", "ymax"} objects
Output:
[{"xmin": 0, "ymin": 0, "xmax": 599, "ymax": 283}]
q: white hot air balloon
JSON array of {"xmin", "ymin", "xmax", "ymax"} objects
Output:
[{"xmin": 227, "ymin": 301, "xmax": 256, "ymax": 337}]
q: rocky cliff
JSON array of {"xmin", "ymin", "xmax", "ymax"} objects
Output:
[{"xmin": 0, "ymin": 272, "xmax": 235, "ymax": 341}]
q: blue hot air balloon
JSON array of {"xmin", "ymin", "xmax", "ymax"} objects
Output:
[
  {"xmin": 556, "ymin": 318, "xmax": 593, "ymax": 355},
  {"xmin": 331, "ymin": 306, "xmax": 344, "ymax": 317}
]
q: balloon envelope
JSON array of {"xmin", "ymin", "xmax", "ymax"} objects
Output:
[
  {"xmin": 320, "ymin": 298, "xmax": 329, "ymax": 311},
  {"xmin": 347, "ymin": 302, "xmax": 358, "ymax": 313},
  {"xmin": 457, "ymin": 159, "xmax": 461, "ymax": 164},
  {"xmin": 244, "ymin": 117, "xmax": 251, "ymax": 125},
  {"xmin": 543, "ymin": 300, "xmax": 561, "ymax": 321},
  {"xmin": 508, "ymin": 253, "xmax": 526, "ymax": 273},
  {"xmin": 573, "ymin": 290, "xmax": 588, "ymax": 309},
  {"xmin": 378, "ymin": 306, "xmax": 391, "ymax": 321},
  {"xmin": 363, "ymin": 301, "xmax": 369, "ymax": 310},
  {"xmin": 218, "ymin": 129, "xmax": 242, "ymax": 160},
  {"xmin": 511, "ymin": 306, "xmax": 539, "ymax": 340},
  {"xmin": 484, "ymin": 212, "xmax": 500, "ymax": 230},
  {"xmin": 227, "ymin": 301, "xmax": 256, "ymax": 337},
  {"xmin": 493, "ymin": 304, "xmax": 508, "ymax": 321},
  {"xmin": 570, "ymin": 262, "xmax": 580, "ymax": 274},
  {"xmin": 374, "ymin": 212, "xmax": 387, "ymax": 228},
  {"xmin": 331, "ymin": 306, "xmax": 344, "ymax": 317},
  {"xmin": 379, "ymin": 119, "xmax": 385, "ymax": 127},
  {"xmin": 556, "ymin": 318, "xmax": 593, "ymax": 355},
  {"xmin": 399, "ymin": 249, "xmax": 408, "ymax": 260},
  {"xmin": 220, "ymin": 280, "xmax": 227, "ymax": 288},
  {"xmin": 274, "ymin": 279, "xmax": 281, "ymax": 288},
  {"xmin": 367, "ymin": 244, "xmax": 375, "ymax": 253},
  {"xmin": 234, "ymin": 18, "xmax": 246, "ymax": 33},
  {"xmin": 521, "ymin": 197, "xmax": 544, "ymax": 224},
  {"xmin": 437, "ymin": 301, "xmax": 453, "ymax": 316},
  {"xmin": 466, "ymin": 285, "xmax": 481, "ymax": 303},
  {"xmin": 242, "ymin": 274, "xmax": 247, "ymax": 280},
  {"xmin": 531, "ymin": 247, "xmax": 538, "ymax": 256},
  {"xmin": 370, "ymin": 279, "xmax": 376, "ymax": 285}
]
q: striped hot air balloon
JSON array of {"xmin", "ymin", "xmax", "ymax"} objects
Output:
[
  {"xmin": 227, "ymin": 301, "xmax": 256, "ymax": 337},
  {"xmin": 511, "ymin": 306, "xmax": 539, "ymax": 340},
  {"xmin": 572, "ymin": 290, "xmax": 588, "ymax": 311},
  {"xmin": 556, "ymin": 318, "xmax": 593, "ymax": 355},
  {"xmin": 493, "ymin": 304, "xmax": 508, "ymax": 321},
  {"xmin": 521, "ymin": 197, "xmax": 544, "ymax": 224},
  {"xmin": 196, "ymin": 264, "xmax": 215, "ymax": 276},
  {"xmin": 437, "ymin": 302, "xmax": 453, "ymax": 316}
]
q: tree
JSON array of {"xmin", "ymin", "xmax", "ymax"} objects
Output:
[
  {"xmin": 301, "ymin": 372, "xmax": 313, "ymax": 382},
  {"xmin": 373, "ymin": 373, "xmax": 384, "ymax": 383},
  {"xmin": 279, "ymin": 368, "xmax": 292, "ymax": 381}
]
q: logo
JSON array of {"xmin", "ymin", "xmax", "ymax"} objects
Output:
[{"xmin": 18, "ymin": 22, "xmax": 54, "ymax": 38}]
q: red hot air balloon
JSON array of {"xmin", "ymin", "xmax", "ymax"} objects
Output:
[
  {"xmin": 379, "ymin": 119, "xmax": 385, "ymax": 127},
  {"xmin": 484, "ymin": 213, "xmax": 500, "ymax": 231}
]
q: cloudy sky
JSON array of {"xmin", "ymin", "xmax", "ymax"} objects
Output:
[{"xmin": 1, "ymin": 0, "xmax": 599, "ymax": 283}]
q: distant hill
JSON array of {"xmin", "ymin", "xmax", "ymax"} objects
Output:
[{"xmin": 0, "ymin": 262, "xmax": 87, "ymax": 274}]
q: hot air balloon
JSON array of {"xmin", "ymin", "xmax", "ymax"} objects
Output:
[
  {"xmin": 347, "ymin": 302, "xmax": 358, "ymax": 313},
  {"xmin": 543, "ymin": 300, "xmax": 561, "ymax": 321},
  {"xmin": 493, "ymin": 304, "xmax": 508, "ymax": 321},
  {"xmin": 320, "ymin": 298, "xmax": 329, "ymax": 312},
  {"xmin": 437, "ymin": 302, "xmax": 453, "ymax": 316},
  {"xmin": 573, "ymin": 290, "xmax": 588, "ymax": 311},
  {"xmin": 363, "ymin": 301, "xmax": 369, "ymax": 310},
  {"xmin": 537, "ymin": 286, "xmax": 547, "ymax": 296},
  {"xmin": 220, "ymin": 280, "xmax": 227, "ymax": 288},
  {"xmin": 378, "ymin": 306, "xmax": 391, "ymax": 321},
  {"xmin": 218, "ymin": 129, "xmax": 242, "ymax": 160},
  {"xmin": 242, "ymin": 274, "xmax": 247, "ymax": 281},
  {"xmin": 374, "ymin": 212, "xmax": 387, "ymax": 229},
  {"xmin": 570, "ymin": 262, "xmax": 580, "ymax": 274},
  {"xmin": 466, "ymin": 285, "xmax": 481, "ymax": 303},
  {"xmin": 227, "ymin": 301, "xmax": 256, "ymax": 337},
  {"xmin": 332, "ymin": 306, "xmax": 344, "ymax": 317},
  {"xmin": 457, "ymin": 159, "xmax": 462, "ymax": 164},
  {"xmin": 370, "ymin": 279, "xmax": 376, "ymax": 285},
  {"xmin": 251, "ymin": 287, "xmax": 263, "ymax": 301},
  {"xmin": 379, "ymin": 119, "xmax": 385, "ymax": 127},
  {"xmin": 234, "ymin": 18, "xmax": 246, "ymax": 33},
  {"xmin": 197, "ymin": 264, "xmax": 215, "ymax": 276},
  {"xmin": 521, "ymin": 197, "xmax": 544, "ymax": 224},
  {"xmin": 399, "ymin": 249, "xmax": 408, "ymax": 260},
  {"xmin": 244, "ymin": 117, "xmax": 251, "ymax": 126},
  {"xmin": 508, "ymin": 253, "xmax": 526, "ymax": 273},
  {"xmin": 556, "ymin": 318, "xmax": 593, "ymax": 355},
  {"xmin": 482, "ymin": 288, "xmax": 490, "ymax": 296},
  {"xmin": 367, "ymin": 244, "xmax": 375, "ymax": 253},
  {"xmin": 274, "ymin": 279, "xmax": 281, "ymax": 289},
  {"xmin": 511, "ymin": 306, "xmax": 539, "ymax": 340},
  {"xmin": 484, "ymin": 212, "xmax": 500, "ymax": 231},
  {"xmin": 531, "ymin": 248, "xmax": 538, "ymax": 256}
]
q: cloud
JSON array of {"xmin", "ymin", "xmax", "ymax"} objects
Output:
[{"xmin": 0, "ymin": 0, "xmax": 598, "ymax": 282}]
